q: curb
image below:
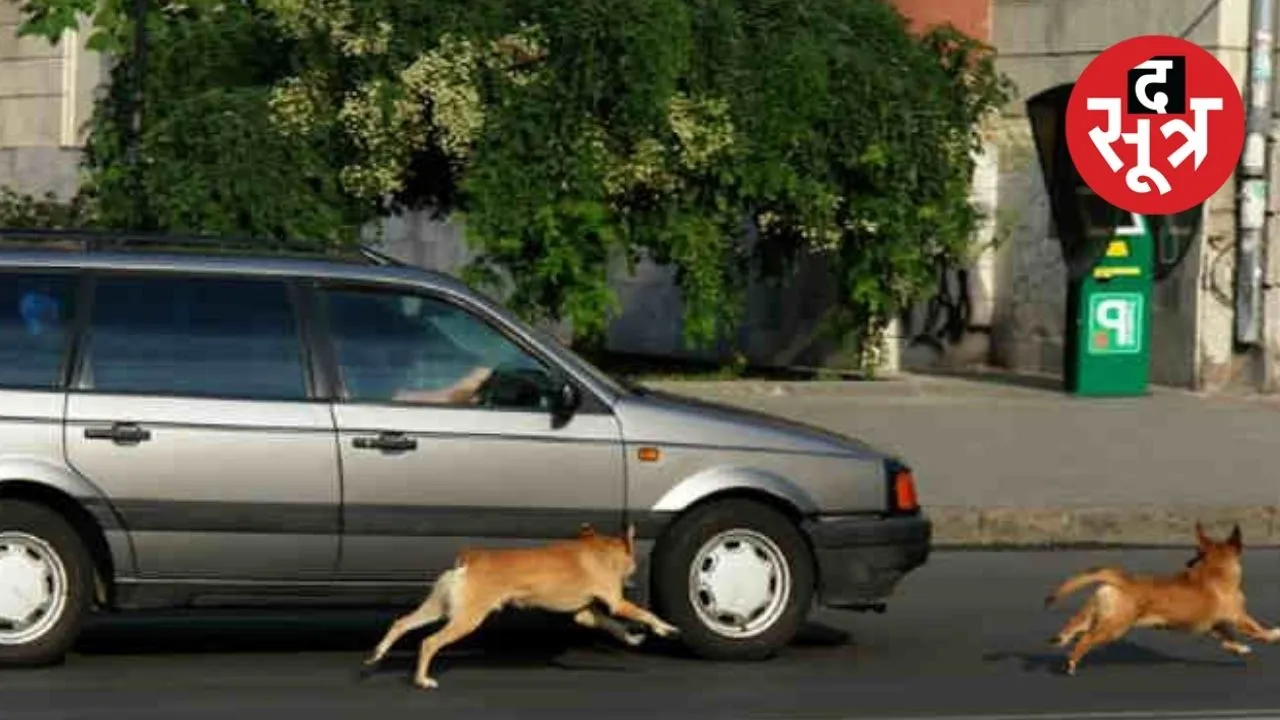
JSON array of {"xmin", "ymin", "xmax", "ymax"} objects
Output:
[
  {"xmin": 640, "ymin": 374, "xmax": 1234, "ymax": 402},
  {"xmin": 929, "ymin": 506, "xmax": 1280, "ymax": 548},
  {"xmin": 640, "ymin": 376, "xmax": 1104, "ymax": 401},
  {"xmin": 647, "ymin": 379, "xmax": 925, "ymax": 399}
]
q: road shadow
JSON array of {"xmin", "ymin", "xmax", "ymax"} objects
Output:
[
  {"xmin": 75, "ymin": 608, "xmax": 652, "ymax": 657},
  {"xmin": 356, "ymin": 637, "xmax": 638, "ymax": 687},
  {"xmin": 983, "ymin": 639, "xmax": 1245, "ymax": 675},
  {"xmin": 76, "ymin": 609, "xmax": 393, "ymax": 655},
  {"xmin": 792, "ymin": 622, "xmax": 852, "ymax": 648},
  {"xmin": 74, "ymin": 609, "xmax": 851, "ymax": 662},
  {"xmin": 354, "ymin": 622, "xmax": 855, "ymax": 689}
]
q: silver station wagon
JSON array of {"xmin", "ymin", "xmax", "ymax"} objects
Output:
[{"xmin": 0, "ymin": 230, "xmax": 931, "ymax": 667}]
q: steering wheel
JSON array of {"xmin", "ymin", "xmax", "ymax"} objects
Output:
[
  {"xmin": 474, "ymin": 364, "xmax": 549, "ymax": 409},
  {"xmin": 472, "ymin": 366, "xmax": 500, "ymax": 407}
]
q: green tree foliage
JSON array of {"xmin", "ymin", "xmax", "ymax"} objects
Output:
[
  {"xmin": 7, "ymin": 0, "xmax": 374, "ymax": 245},
  {"xmin": 6, "ymin": 0, "xmax": 1013, "ymax": 366}
]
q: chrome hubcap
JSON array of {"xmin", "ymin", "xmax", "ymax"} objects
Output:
[
  {"xmin": 0, "ymin": 532, "xmax": 67, "ymax": 645},
  {"xmin": 689, "ymin": 529, "xmax": 791, "ymax": 639}
]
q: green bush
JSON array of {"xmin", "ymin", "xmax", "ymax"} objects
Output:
[
  {"xmin": 9, "ymin": 0, "xmax": 1013, "ymax": 368},
  {"xmin": 0, "ymin": 187, "xmax": 97, "ymax": 229}
]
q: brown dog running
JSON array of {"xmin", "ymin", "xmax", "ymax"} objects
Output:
[
  {"xmin": 1044, "ymin": 522, "xmax": 1280, "ymax": 675},
  {"xmin": 362, "ymin": 523, "xmax": 680, "ymax": 689}
]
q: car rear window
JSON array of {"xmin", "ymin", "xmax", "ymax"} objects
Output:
[
  {"xmin": 0, "ymin": 270, "xmax": 79, "ymax": 391},
  {"xmin": 83, "ymin": 273, "xmax": 309, "ymax": 401}
]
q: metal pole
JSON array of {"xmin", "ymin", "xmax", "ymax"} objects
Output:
[
  {"xmin": 1260, "ymin": 6, "xmax": 1280, "ymax": 390},
  {"xmin": 1236, "ymin": 0, "xmax": 1274, "ymax": 348}
]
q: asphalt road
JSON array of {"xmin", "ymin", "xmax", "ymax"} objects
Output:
[{"xmin": 12, "ymin": 548, "xmax": 1280, "ymax": 720}]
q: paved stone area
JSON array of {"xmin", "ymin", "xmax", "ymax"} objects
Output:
[{"xmin": 646, "ymin": 372, "xmax": 1280, "ymax": 546}]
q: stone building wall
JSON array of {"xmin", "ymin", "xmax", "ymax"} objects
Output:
[
  {"xmin": 0, "ymin": 6, "xmax": 103, "ymax": 198},
  {"xmin": 986, "ymin": 0, "xmax": 1252, "ymax": 389}
]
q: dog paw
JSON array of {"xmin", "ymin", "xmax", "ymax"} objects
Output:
[
  {"xmin": 1224, "ymin": 641, "xmax": 1253, "ymax": 656},
  {"xmin": 414, "ymin": 676, "xmax": 440, "ymax": 691},
  {"xmin": 624, "ymin": 632, "xmax": 645, "ymax": 647},
  {"xmin": 363, "ymin": 653, "xmax": 383, "ymax": 667},
  {"xmin": 655, "ymin": 623, "xmax": 680, "ymax": 638}
]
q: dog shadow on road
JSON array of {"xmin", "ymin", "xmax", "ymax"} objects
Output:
[
  {"xmin": 982, "ymin": 640, "xmax": 1246, "ymax": 676},
  {"xmin": 353, "ymin": 609, "xmax": 710, "ymax": 687},
  {"xmin": 358, "ymin": 618, "xmax": 853, "ymax": 687},
  {"xmin": 357, "ymin": 640, "xmax": 639, "ymax": 684},
  {"xmin": 355, "ymin": 637, "xmax": 635, "ymax": 686}
]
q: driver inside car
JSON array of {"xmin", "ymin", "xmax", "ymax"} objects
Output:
[
  {"xmin": 327, "ymin": 291, "xmax": 495, "ymax": 406},
  {"xmin": 393, "ymin": 364, "xmax": 493, "ymax": 405},
  {"xmin": 384, "ymin": 307, "xmax": 494, "ymax": 406}
]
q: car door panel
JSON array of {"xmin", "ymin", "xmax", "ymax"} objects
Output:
[
  {"xmin": 317, "ymin": 284, "xmax": 626, "ymax": 581},
  {"xmin": 64, "ymin": 395, "xmax": 340, "ymax": 578},
  {"xmin": 335, "ymin": 404, "xmax": 625, "ymax": 579},
  {"xmin": 63, "ymin": 272, "xmax": 341, "ymax": 581}
]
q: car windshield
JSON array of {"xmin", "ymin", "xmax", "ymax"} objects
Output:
[
  {"xmin": 519, "ymin": 317, "xmax": 643, "ymax": 397},
  {"xmin": 459, "ymin": 286, "xmax": 639, "ymax": 397}
]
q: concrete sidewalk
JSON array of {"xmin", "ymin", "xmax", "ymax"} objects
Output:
[{"xmin": 643, "ymin": 372, "xmax": 1280, "ymax": 548}]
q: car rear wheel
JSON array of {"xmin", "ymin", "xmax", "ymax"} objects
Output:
[
  {"xmin": 0, "ymin": 500, "xmax": 94, "ymax": 667},
  {"xmin": 651, "ymin": 498, "xmax": 814, "ymax": 661}
]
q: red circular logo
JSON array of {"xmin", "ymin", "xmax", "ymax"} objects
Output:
[{"xmin": 1065, "ymin": 35, "xmax": 1245, "ymax": 215}]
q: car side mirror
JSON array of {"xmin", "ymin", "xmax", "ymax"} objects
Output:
[{"xmin": 549, "ymin": 377, "xmax": 581, "ymax": 427}]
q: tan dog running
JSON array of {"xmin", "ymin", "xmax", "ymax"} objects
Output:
[
  {"xmin": 1044, "ymin": 522, "xmax": 1280, "ymax": 676},
  {"xmin": 363, "ymin": 523, "xmax": 680, "ymax": 689}
]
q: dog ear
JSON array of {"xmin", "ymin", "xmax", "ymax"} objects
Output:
[
  {"xmin": 1195, "ymin": 521, "xmax": 1212, "ymax": 550},
  {"xmin": 1228, "ymin": 523, "xmax": 1243, "ymax": 552}
]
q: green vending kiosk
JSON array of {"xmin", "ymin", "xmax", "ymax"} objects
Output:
[
  {"xmin": 1069, "ymin": 214, "xmax": 1153, "ymax": 395},
  {"xmin": 1026, "ymin": 84, "xmax": 1201, "ymax": 397}
]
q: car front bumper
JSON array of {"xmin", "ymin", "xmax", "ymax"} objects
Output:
[{"xmin": 801, "ymin": 512, "xmax": 932, "ymax": 610}]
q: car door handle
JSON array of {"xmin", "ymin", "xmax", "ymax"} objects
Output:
[
  {"xmin": 84, "ymin": 422, "xmax": 152, "ymax": 445},
  {"xmin": 352, "ymin": 432, "xmax": 418, "ymax": 452}
]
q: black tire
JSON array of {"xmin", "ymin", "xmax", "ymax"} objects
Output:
[
  {"xmin": 650, "ymin": 498, "xmax": 815, "ymax": 661},
  {"xmin": 0, "ymin": 500, "xmax": 94, "ymax": 667}
]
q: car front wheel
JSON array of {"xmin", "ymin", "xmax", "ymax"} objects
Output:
[
  {"xmin": 651, "ymin": 498, "xmax": 815, "ymax": 661},
  {"xmin": 0, "ymin": 500, "xmax": 94, "ymax": 667}
]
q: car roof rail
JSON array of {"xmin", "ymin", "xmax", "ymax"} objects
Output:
[{"xmin": 0, "ymin": 227, "xmax": 410, "ymax": 268}]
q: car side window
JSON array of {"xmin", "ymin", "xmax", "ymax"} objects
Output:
[
  {"xmin": 322, "ymin": 287, "xmax": 554, "ymax": 409},
  {"xmin": 84, "ymin": 274, "xmax": 308, "ymax": 401},
  {"xmin": 0, "ymin": 270, "xmax": 78, "ymax": 390}
]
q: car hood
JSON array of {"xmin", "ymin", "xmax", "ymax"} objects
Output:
[{"xmin": 612, "ymin": 386, "xmax": 891, "ymax": 460}]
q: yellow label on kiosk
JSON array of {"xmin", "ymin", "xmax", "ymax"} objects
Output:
[
  {"xmin": 1104, "ymin": 240, "xmax": 1130, "ymax": 258},
  {"xmin": 1093, "ymin": 265, "xmax": 1141, "ymax": 279}
]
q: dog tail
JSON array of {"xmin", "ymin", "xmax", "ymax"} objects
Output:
[{"xmin": 1044, "ymin": 566, "xmax": 1127, "ymax": 608}]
